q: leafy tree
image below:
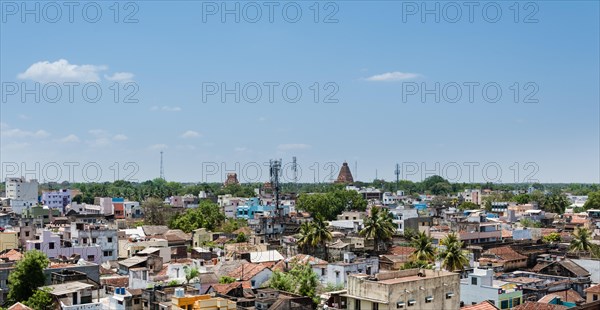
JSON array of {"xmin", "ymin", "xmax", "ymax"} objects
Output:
[
  {"xmin": 219, "ymin": 276, "xmax": 236, "ymax": 284},
  {"xmin": 296, "ymin": 189, "xmax": 366, "ymax": 220},
  {"xmin": 512, "ymin": 194, "xmax": 530, "ymax": 204},
  {"xmin": 360, "ymin": 207, "xmax": 397, "ymax": 252},
  {"xmin": 183, "ymin": 266, "xmax": 199, "ymax": 284},
  {"xmin": 297, "ymin": 217, "xmax": 332, "ymax": 260},
  {"xmin": 23, "ymin": 288, "xmax": 55, "ymax": 310},
  {"xmin": 235, "ymin": 232, "xmax": 248, "ymax": 243},
  {"xmin": 8, "ymin": 250, "xmax": 49, "ymax": 303},
  {"xmin": 542, "ymin": 232, "xmax": 561, "ymax": 244},
  {"xmin": 409, "ymin": 231, "xmax": 436, "ymax": 262},
  {"xmin": 542, "ymin": 193, "xmax": 570, "ymax": 214},
  {"xmin": 268, "ymin": 263, "xmax": 319, "ymax": 304},
  {"xmin": 438, "ymin": 233, "xmax": 469, "ymax": 271},
  {"xmin": 170, "ymin": 200, "xmax": 225, "ymax": 232},
  {"xmin": 142, "ymin": 197, "xmax": 168, "ymax": 225},
  {"xmin": 584, "ymin": 191, "xmax": 600, "ymax": 210},
  {"xmin": 401, "ymin": 259, "xmax": 434, "ymax": 270},
  {"xmin": 520, "ymin": 218, "xmax": 542, "ymax": 228},
  {"xmin": 457, "ymin": 202, "xmax": 479, "ymax": 211},
  {"xmin": 71, "ymin": 194, "xmax": 83, "ymax": 204}
]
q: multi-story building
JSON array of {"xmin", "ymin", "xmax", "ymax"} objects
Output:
[
  {"xmin": 326, "ymin": 252, "xmax": 379, "ymax": 287},
  {"xmin": 41, "ymin": 189, "xmax": 71, "ymax": 213},
  {"xmin": 26, "ymin": 229, "xmax": 102, "ymax": 264},
  {"xmin": 65, "ymin": 222, "xmax": 119, "ymax": 261},
  {"xmin": 5, "ymin": 177, "xmax": 39, "ymax": 214},
  {"xmin": 124, "ymin": 201, "xmax": 143, "ymax": 218},
  {"xmin": 461, "ymin": 268, "xmax": 523, "ymax": 309},
  {"xmin": 340, "ymin": 269, "xmax": 460, "ymax": 310}
]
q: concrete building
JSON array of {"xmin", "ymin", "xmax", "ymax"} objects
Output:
[
  {"xmin": 41, "ymin": 189, "xmax": 71, "ymax": 213},
  {"xmin": 326, "ymin": 252, "xmax": 379, "ymax": 287},
  {"xmin": 5, "ymin": 177, "xmax": 39, "ymax": 214},
  {"xmin": 124, "ymin": 201, "xmax": 143, "ymax": 218},
  {"xmin": 171, "ymin": 288, "xmax": 236, "ymax": 310},
  {"xmin": 341, "ymin": 269, "xmax": 460, "ymax": 310},
  {"xmin": 26, "ymin": 229, "xmax": 102, "ymax": 264},
  {"xmin": 65, "ymin": 222, "xmax": 119, "ymax": 261},
  {"xmin": 42, "ymin": 281, "xmax": 102, "ymax": 310},
  {"xmin": 460, "ymin": 268, "xmax": 523, "ymax": 309},
  {"xmin": 0, "ymin": 231, "xmax": 18, "ymax": 251}
]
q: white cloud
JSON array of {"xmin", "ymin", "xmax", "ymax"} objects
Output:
[
  {"xmin": 149, "ymin": 144, "xmax": 168, "ymax": 150},
  {"xmin": 18, "ymin": 114, "xmax": 30, "ymax": 120},
  {"xmin": 150, "ymin": 106, "xmax": 182, "ymax": 112},
  {"xmin": 0, "ymin": 122, "xmax": 8, "ymax": 129},
  {"xmin": 113, "ymin": 134, "xmax": 128, "ymax": 141},
  {"xmin": 1, "ymin": 128, "xmax": 49, "ymax": 138},
  {"xmin": 181, "ymin": 130, "xmax": 201, "ymax": 138},
  {"xmin": 89, "ymin": 129, "xmax": 108, "ymax": 136},
  {"xmin": 277, "ymin": 143, "xmax": 311, "ymax": 151},
  {"xmin": 18, "ymin": 59, "xmax": 107, "ymax": 83},
  {"xmin": 59, "ymin": 134, "xmax": 80, "ymax": 143},
  {"xmin": 105, "ymin": 72, "xmax": 135, "ymax": 83},
  {"xmin": 365, "ymin": 71, "xmax": 421, "ymax": 82}
]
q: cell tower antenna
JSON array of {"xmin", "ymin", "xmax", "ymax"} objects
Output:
[
  {"xmin": 270, "ymin": 159, "xmax": 282, "ymax": 217},
  {"xmin": 160, "ymin": 151, "xmax": 165, "ymax": 180},
  {"xmin": 395, "ymin": 163, "xmax": 400, "ymax": 191},
  {"xmin": 292, "ymin": 156, "xmax": 298, "ymax": 190}
]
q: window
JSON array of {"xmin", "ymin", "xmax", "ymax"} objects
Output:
[
  {"xmin": 471, "ymin": 277, "xmax": 478, "ymax": 285},
  {"xmin": 500, "ymin": 300, "xmax": 509, "ymax": 309},
  {"xmin": 87, "ymin": 255, "xmax": 95, "ymax": 261},
  {"xmin": 49, "ymin": 242, "xmax": 54, "ymax": 249},
  {"xmin": 354, "ymin": 300, "xmax": 361, "ymax": 310},
  {"xmin": 92, "ymin": 238, "xmax": 97, "ymax": 244},
  {"xmin": 425, "ymin": 296, "xmax": 433, "ymax": 303},
  {"xmin": 25, "ymin": 231, "xmax": 30, "ymax": 237},
  {"xmin": 513, "ymin": 298, "xmax": 521, "ymax": 306},
  {"xmin": 134, "ymin": 299, "xmax": 140, "ymax": 305},
  {"xmin": 107, "ymin": 237, "xmax": 113, "ymax": 243},
  {"xmin": 446, "ymin": 293, "xmax": 454, "ymax": 299},
  {"xmin": 35, "ymin": 243, "xmax": 40, "ymax": 250},
  {"xmin": 373, "ymin": 302, "xmax": 379, "ymax": 310},
  {"xmin": 397, "ymin": 301, "xmax": 405, "ymax": 309},
  {"xmin": 104, "ymin": 251, "xmax": 113, "ymax": 257},
  {"xmin": 407, "ymin": 299, "xmax": 416, "ymax": 307},
  {"xmin": 594, "ymin": 294, "xmax": 598, "ymax": 301}
]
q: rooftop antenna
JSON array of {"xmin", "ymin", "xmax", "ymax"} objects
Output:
[{"xmin": 160, "ymin": 151, "xmax": 165, "ymax": 180}]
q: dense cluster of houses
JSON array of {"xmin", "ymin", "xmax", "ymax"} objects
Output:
[{"xmin": 0, "ymin": 173, "xmax": 599, "ymax": 310}]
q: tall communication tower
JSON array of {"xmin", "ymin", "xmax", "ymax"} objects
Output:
[
  {"xmin": 292, "ymin": 156, "xmax": 298, "ymax": 190},
  {"xmin": 269, "ymin": 159, "xmax": 282, "ymax": 217},
  {"xmin": 395, "ymin": 163, "xmax": 400, "ymax": 191},
  {"xmin": 160, "ymin": 151, "xmax": 165, "ymax": 180}
]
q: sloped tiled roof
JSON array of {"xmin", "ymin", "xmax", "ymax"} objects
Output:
[
  {"xmin": 585, "ymin": 284, "xmax": 600, "ymax": 294},
  {"xmin": 461, "ymin": 300, "xmax": 499, "ymax": 310},
  {"xmin": 485, "ymin": 246, "xmax": 526, "ymax": 262},
  {"xmin": 514, "ymin": 302, "xmax": 567, "ymax": 310},
  {"xmin": 228, "ymin": 263, "xmax": 269, "ymax": 281},
  {"xmin": 557, "ymin": 259, "xmax": 589, "ymax": 277},
  {"xmin": 162, "ymin": 229, "xmax": 190, "ymax": 242},
  {"xmin": 210, "ymin": 282, "xmax": 243, "ymax": 295},
  {"xmin": 101, "ymin": 276, "xmax": 129, "ymax": 288},
  {"xmin": 387, "ymin": 246, "xmax": 416, "ymax": 256},
  {"xmin": 0, "ymin": 249, "xmax": 23, "ymax": 261},
  {"xmin": 7, "ymin": 303, "xmax": 33, "ymax": 310},
  {"xmin": 141, "ymin": 225, "xmax": 169, "ymax": 236},
  {"xmin": 538, "ymin": 289, "xmax": 584, "ymax": 304}
]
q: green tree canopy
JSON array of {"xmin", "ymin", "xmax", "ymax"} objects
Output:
[
  {"xmin": 8, "ymin": 250, "xmax": 49, "ymax": 303},
  {"xmin": 583, "ymin": 191, "xmax": 600, "ymax": 210},
  {"xmin": 170, "ymin": 200, "xmax": 226, "ymax": 232}
]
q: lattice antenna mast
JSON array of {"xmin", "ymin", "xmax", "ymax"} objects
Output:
[
  {"xmin": 270, "ymin": 159, "xmax": 281, "ymax": 217},
  {"xmin": 292, "ymin": 157, "xmax": 298, "ymax": 191},
  {"xmin": 160, "ymin": 151, "xmax": 165, "ymax": 180},
  {"xmin": 395, "ymin": 163, "xmax": 400, "ymax": 192}
]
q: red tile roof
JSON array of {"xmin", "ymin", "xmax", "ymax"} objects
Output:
[
  {"xmin": 514, "ymin": 302, "xmax": 567, "ymax": 310},
  {"xmin": 228, "ymin": 263, "xmax": 269, "ymax": 281},
  {"xmin": 210, "ymin": 282, "xmax": 242, "ymax": 295},
  {"xmin": 7, "ymin": 302, "xmax": 33, "ymax": 310},
  {"xmin": 485, "ymin": 246, "xmax": 526, "ymax": 262},
  {"xmin": 387, "ymin": 246, "xmax": 416, "ymax": 256},
  {"xmin": 461, "ymin": 301, "xmax": 498, "ymax": 310},
  {"xmin": 585, "ymin": 284, "xmax": 600, "ymax": 294},
  {"xmin": 0, "ymin": 249, "xmax": 23, "ymax": 261}
]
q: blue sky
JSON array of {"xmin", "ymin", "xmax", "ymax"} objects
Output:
[{"xmin": 1, "ymin": 1, "xmax": 599, "ymax": 184}]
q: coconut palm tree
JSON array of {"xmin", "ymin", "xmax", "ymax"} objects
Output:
[
  {"xmin": 438, "ymin": 233, "xmax": 469, "ymax": 271},
  {"xmin": 309, "ymin": 216, "xmax": 333, "ymax": 260},
  {"xmin": 183, "ymin": 266, "xmax": 199, "ymax": 284},
  {"xmin": 297, "ymin": 222, "xmax": 314, "ymax": 254},
  {"xmin": 570, "ymin": 227, "xmax": 594, "ymax": 255},
  {"xmin": 360, "ymin": 207, "xmax": 397, "ymax": 252},
  {"xmin": 410, "ymin": 231, "xmax": 436, "ymax": 262}
]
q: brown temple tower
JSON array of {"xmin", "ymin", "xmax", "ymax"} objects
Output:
[
  {"xmin": 335, "ymin": 162, "xmax": 354, "ymax": 184},
  {"xmin": 224, "ymin": 173, "xmax": 239, "ymax": 186}
]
